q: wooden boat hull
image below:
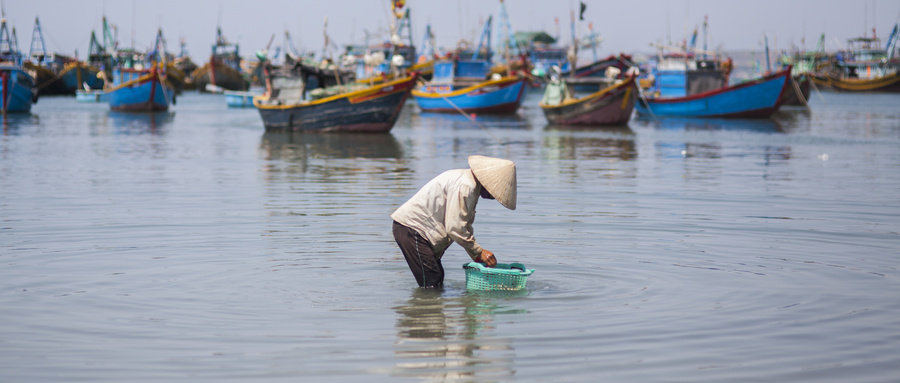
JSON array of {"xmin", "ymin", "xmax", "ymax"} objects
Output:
[
  {"xmin": 541, "ymin": 76, "xmax": 637, "ymax": 125},
  {"xmin": 58, "ymin": 62, "xmax": 105, "ymax": 94},
  {"xmin": 781, "ymin": 74, "xmax": 811, "ymax": 106},
  {"xmin": 810, "ymin": 71, "xmax": 900, "ymax": 92},
  {"xmin": 412, "ymin": 76, "xmax": 526, "ymax": 114},
  {"xmin": 106, "ymin": 68, "xmax": 173, "ymax": 112},
  {"xmin": 254, "ymin": 75, "xmax": 417, "ymax": 133},
  {"xmin": 1, "ymin": 67, "xmax": 36, "ymax": 113},
  {"xmin": 191, "ymin": 60, "xmax": 249, "ymax": 92},
  {"xmin": 24, "ymin": 62, "xmax": 67, "ymax": 96},
  {"xmin": 636, "ymin": 68, "xmax": 790, "ymax": 118}
]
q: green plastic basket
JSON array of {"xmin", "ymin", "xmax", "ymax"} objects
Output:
[{"xmin": 463, "ymin": 262, "xmax": 535, "ymax": 291}]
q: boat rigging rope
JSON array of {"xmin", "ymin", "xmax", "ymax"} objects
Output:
[
  {"xmin": 633, "ymin": 76, "xmax": 661, "ymax": 126},
  {"xmin": 157, "ymin": 71, "xmax": 172, "ymax": 107},
  {"xmin": 790, "ymin": 74, "xmax": 810, "ymax": 110},
  {"xmin": 807, "ymin": 74, "xmax": 827, "ymax": 105}
]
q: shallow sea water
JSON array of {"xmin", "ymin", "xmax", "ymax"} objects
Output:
[{"xmin": 1, "ymin": 89, "xmax": 899, "ymax": 382}]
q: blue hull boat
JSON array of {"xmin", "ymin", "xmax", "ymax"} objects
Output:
[
  {"xmin": 59, "ymin": 62, "xmax": 105, "ymax": 94},
  {"xmin": 106, "ymin": 66, "xmax": 173, "ymax": 112},
  {"xmin": 1, "ymin": 66, "xmax": 36, "ymax": 114},
  {"xmin": 637, "ymin": 67, "xmax": 791, "ymax": 118},
  {"xmin": 413, "ymin": 76, "xmax": 527, "ymax": 114},
  {"xmin": 413, "ymin": 15, "xmax": 526, "ymax": 115}
]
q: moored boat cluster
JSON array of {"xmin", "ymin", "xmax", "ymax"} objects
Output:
[{"xmin": 2, "ymin": 2, "xmax": 898, "ymax": 132}]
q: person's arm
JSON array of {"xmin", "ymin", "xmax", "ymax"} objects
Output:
[{"xmin": 446, "ymin": 184, "xmax": 485, "ymax": 261}]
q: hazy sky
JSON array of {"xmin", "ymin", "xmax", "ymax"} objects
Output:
[{"xmin": 5, "ymin": 0, "xmax": 900, "ymax": 61}]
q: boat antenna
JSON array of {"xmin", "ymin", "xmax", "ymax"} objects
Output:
[
  {"xmin": 130, "ymin": 0, "xmax": 135, "ymax": 50},
  {"xmin": 703, "ymin": 15, "xmax": 708, "ymax": 58}
]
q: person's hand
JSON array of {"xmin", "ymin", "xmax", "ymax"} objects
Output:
[{"xmin": 478, "ymin": 250, "xmax": 497, "ymax": 268}]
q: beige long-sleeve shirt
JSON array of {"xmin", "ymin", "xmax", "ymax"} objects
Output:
[{"xmin": 391, "ymin": 169, "xmax": 484, "ymax": 260}]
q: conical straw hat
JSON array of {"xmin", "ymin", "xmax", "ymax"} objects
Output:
[{"xmin": 468, "ymin": 155, "xmax": 517, "ymax": 210}]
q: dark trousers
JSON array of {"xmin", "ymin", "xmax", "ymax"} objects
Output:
[{"xmin": 393, "ymin": 221, "xmax": 444, "ymax": 288}]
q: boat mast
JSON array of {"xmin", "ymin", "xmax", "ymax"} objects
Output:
[
  {"xmin": 702, "ymin": 15, "xmax": 708, "ymax": 59},
  {"xmin": 0, "ymin": 17, "xmax": 17, "ymax": 64},
  {"xmin": 497, "ymin": 0, "xmax": 518, "ymax": 64},
  {"xmin": 28, "ymin": 17, "xmax": 47, "ymax": 62},
  {"xmin": 886, "ymin": 17, "xmax": 900, "ymax": 60},
  {"xmin": 569, "ymin": 7, "xmax": 576, "ymax": 78}
]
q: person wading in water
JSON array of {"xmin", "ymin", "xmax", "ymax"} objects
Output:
[{"xmin": 391, "ymin": 155, "xmax": 517, "ymax": 288}]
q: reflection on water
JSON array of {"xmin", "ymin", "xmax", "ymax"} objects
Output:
[
  {"xmin": 3, "ymin": 91, "xmax": 899, "ymax": 382},
  {"xmin": 108, "ymin": 111, "xmax": 175, "ymax": 134},
  {"xmin": 1, "ymin": 113, "xmax": 39, "ymax": 134},
  {"xmin": 392, "ymin": 289, "xmax": 525, "ymax": 381},
  {"xmin": 635, "ymin": 115, "xmax": 785, "ymax": 133},
  {"xmin": 544, "ymin": 124, "xmax": 637, "ymax": 161},
  {"xmin": 259, "ymin": 131, "xmax": 405, "ymax": 184},
  {"xmin": 540, "ymin": 125, "xmax": 639, "ymax": 181},
  {"xmin": 260, "ymin": 131, "xmax": 403, "ymax": 161},
  {"xmin": 413, "ymin": 112, "xmax": 531, "ymax": 131}
]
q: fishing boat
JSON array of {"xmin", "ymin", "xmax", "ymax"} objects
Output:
[
  {"xmin": 565, "ymin": 54, "xmax": 632, "ymax": 79},
  {"xmin": 1, "ymin": 65, "xmax": 36, "ymax": 113},
  {"xmin": 24, "ymin": 17, "xmax": 71, "ymax": 96},
  {"xmin": 191, "ymin": 27, "xmax": 249, "ymax": 92},
  {"xmin": 779, "ymin": 73, "xmax": 811, "ymax": 106},
  {"xmin": 173, "ymin": 39, "xmax": 197, "ymax": 90},
  {"xmin": 637, "ymin": 66, "xmax": 790, "ymax": 118},
  {"xmin": 29, "ymin": 17, "xmax": 108, "ymax": 95},
  {"xmin": 412, "ymin": 15, "xmax": 527, "ymax": 114},
  {"xmin": 148, "ymin": 30, "xmax": 187, "ymax": 94},
  {"xmin": 557, "ymin": 53, "xmax": 634, "ymax": 92},
  {"xmin": 777, "ymin": 34, "xmax": 830, "ymax": 105},
  {"xmin": 540, "ymin": 75, "xmax": 637, "ymax": 125},
  {"xmin": 253, "ymin": 59, "xmax": 417, "ymax": 132},
  {"xmin": 105, "ymin": 64, "xmax": 174, "ymax": 111},
  {"xmin": 345, "ymin": 1, "xmax": 432, "ymax": 84},
  {"xmin": 515, "ymin": 31, "xmax": 569, "ymax": 80},
  {"xmin": 87, "ymin": 17, "xmax": 116, "ymax": 80},
  {"xmin": 637, "ymin": 27, "xmax": 789, "ymax": 119},
  {"xmin": 0, "ymin": 19, "xmax": 36, "ymax": 113},
  {"xmin": 58, "ymin": 61, "xmax": 104, "ymax": 94},
  {"xmin": 811, "ymin": 23, "xmax": 900, "ymax": 92},
  {"xmin": 414, "ymin": 74, "xmax": 526, "ymax": 114}
]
